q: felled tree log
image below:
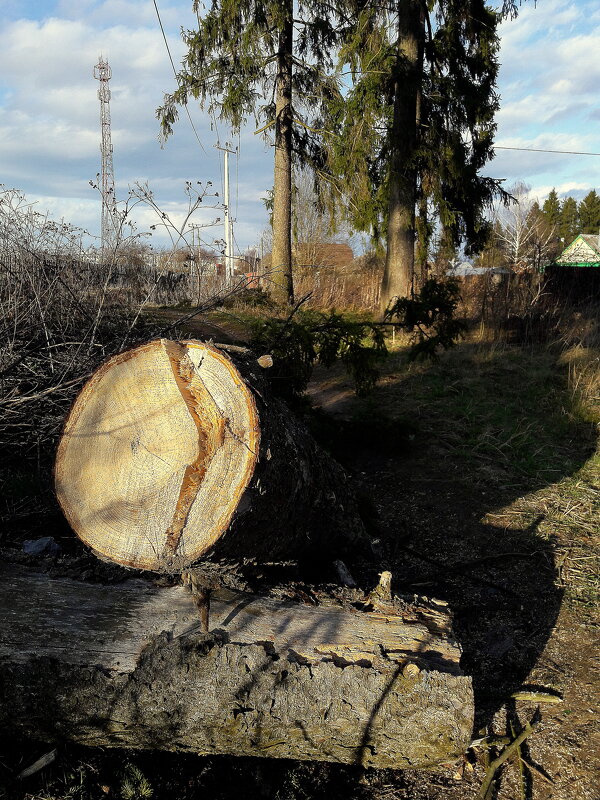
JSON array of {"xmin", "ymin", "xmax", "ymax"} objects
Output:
[
  {"xmin": 0, "ymin": 566, "xmax": 474, "ymax": 769},
  {"xmin": 55, "ymin": 339, "xmax": 366, "ymax": 573}
]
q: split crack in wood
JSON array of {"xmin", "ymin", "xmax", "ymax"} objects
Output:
[{"xmin": 162, "ymin": 341, "xmax": 226, "ymax": 564}]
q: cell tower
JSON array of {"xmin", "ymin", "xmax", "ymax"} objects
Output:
[{"xmin": 93, "ymin": 56, "xmax": 117, "ymax": 252}]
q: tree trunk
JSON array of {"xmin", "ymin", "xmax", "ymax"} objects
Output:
[
  {"xmin": 55, "ymin": 339, "xmax": 366, "ymax": 573},
  {"xmin": 380, "ymin": 0, "xmax": 421, "ymax": 312},
  {"xmin": 270, "ymin": 1, "xmax": 294, "ymax": 305},
  {"xmin": 414, "ymin": 10, "xmax": 428, "ymax": 289},
  {"xmin": 415, "ymin": 194, "xmax": 430, "ymax": 288},
  {"xmin": 0, "ymin": 565, "xmax": 474, "ymax": 769}
]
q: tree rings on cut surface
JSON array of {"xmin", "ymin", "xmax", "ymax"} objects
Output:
[{"xmin": 55, "ymin": 339, "xmax": 259, "ymax": 571}]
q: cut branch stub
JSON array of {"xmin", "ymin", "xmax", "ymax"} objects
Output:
[{"xmin": 55, "ymin": 339, "xmax": 260, "ymax": 571}]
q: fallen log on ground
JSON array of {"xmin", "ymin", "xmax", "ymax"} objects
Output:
[
  {"xmin": 54, "ymin": 339, "xmax": 367, "ymax": 573},
  {"xmin": 0, "ymin": 566, "xmax": 474, "ymax": 769}
]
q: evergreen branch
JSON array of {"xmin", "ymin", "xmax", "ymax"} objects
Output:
[
  {"xmin": 254, "ymin": 120, "xmax": 275, "ymax": 135},
  {"xmin": 292, "ymin": 119, "xmax": 333, "ymax": 136}
]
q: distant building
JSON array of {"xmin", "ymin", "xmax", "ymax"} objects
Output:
[
  {"xmin": 553, "ymin": 234, "xmax": 600, "ymax": 269},
  {"xmin": 446, "ymin": 262, "xmax": 512, "ymax": 278}
]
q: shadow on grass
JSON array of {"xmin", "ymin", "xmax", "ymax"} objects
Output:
[{"xmin": 310, "ymin": 340, "xmax": 597, "ymax": 733}]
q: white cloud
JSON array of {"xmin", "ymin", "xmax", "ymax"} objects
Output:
[
  {"xmin": 533, "ymin": 182, "xmax": 592, "ymax": 200},
  {"xmin": 489, "ymin": 0, "xmax": 600, "ymax": 202},
  {"xmin": 498, "ymin": 0, "xmax": 582, "ymax": 48},
  {"xmin": 2, "ymin": 0, "xmax": 598, "ymax": 251},
  {"xmin": 0, "ymin": 114, "xmax": 98, "ymax": 160},
  {"xmin": 543, "ymin": 103, "xmax": 588, "ymax": 125},
  {"xmin": 497, "ymin": 2, "xmax": 600, "ymax": 103},
  {"xmin": 497, "ymin": 132, "xmax": 599, "ymax": 151},
  {"xmin": 56, "ymin": 0, "xmax": 183, "ymax": 29},
  {"xmin": 0, "ymin": 4, "xmax": 281, "ymax": 251}
]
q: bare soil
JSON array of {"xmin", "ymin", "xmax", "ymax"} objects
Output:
[{"xmin": 304, "ymin": 346, "xmax": 600, "ymax": 800}]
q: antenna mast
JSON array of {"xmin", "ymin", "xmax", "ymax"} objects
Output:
[{"xmin": 93, "ymin": 56, "xmax": 117, "ymax": 252}]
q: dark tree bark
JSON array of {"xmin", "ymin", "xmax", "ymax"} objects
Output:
[
  {"xmin": 55, "ymin": 339, "xmax": 367, "ymax": 573},
  {"xmin": 379, "ymin": 0, "xmax": 422, "ymax": 311},
  {"xmin": 0, "ymin": 566, "xmax": 474, "ymax": 769},
  {"xmin": 270, "ymin": 0, "xmax": 295, "ymax": 305}
]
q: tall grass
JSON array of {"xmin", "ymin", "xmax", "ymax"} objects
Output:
[{"xmin": 293, "ymin": 257, "xmax": 383, "ymax": 311}]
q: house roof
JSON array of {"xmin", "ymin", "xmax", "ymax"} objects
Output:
[
  {"xmin": 447, "ymin": 263, "xmax": 512, "ymax": 277},
  {"xmin": 555, "ymin": 234, "xmax": 600, "ymax": 268},
  {"xmin": 579, "ymin": 234, "xmax": 600, "ymax": 255}
]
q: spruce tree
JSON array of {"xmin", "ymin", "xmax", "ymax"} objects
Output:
[
  {"xmin": 559, "ymin": 196, "xmax": 579, "ymax": 244},
  {"xmin": 578, "ymin": 190, "xmax": 600, "ymax": 235},
  {"xmin": 157, "ymin": 0, "xmax": 341, "ymax": 304},
  {"xmin": 529, "ymin": 200, "xmax": 542, "ymax": 218},
  {"xmin": 540, "ymin": 188, "xmax": 562, "ymax": 258},
  {"xmin": 329, "ymin": 1, "xmax": 517, "ymax": 310},
  {"xmin": 541, "ymin": 188, "xmax": 561, "ymax": 229}
]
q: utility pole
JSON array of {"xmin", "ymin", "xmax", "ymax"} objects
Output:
[
  {"xmin": 93, "ymin": 56, "xmax": 117, "ymax": 255},
  {"xmin": 216, "ymin": 143, "xmax": 236, "ymax": 283}
]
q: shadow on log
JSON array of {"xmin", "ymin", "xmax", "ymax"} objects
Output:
[{"xmin": 0, "ymin": 566, "xmax": 473, "ymax": 769}]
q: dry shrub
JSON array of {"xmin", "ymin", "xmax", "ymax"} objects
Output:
[
  {"xmin": 0, "ymin": 191, "xmax": 152, "ymax": 517},
  {"xmin": 453, "ymin": 265, "xmax": 599, "ymax": 422},
  {"xmin": 94, "ymin": 244, "xmax": 231, "ymax": 309},
  {"xmin": 0, "ymin": 185, "xmax": 245, "ymax": 516},
  {"xmin": 561, "ymin": 347, "xmax": 600, "ymax": 423},
  {"xmin": 293, "ymin": 252, "xmax": 383, "ymax": 311},
  {"xmin": 557, "ymin": 311, "xmax": 600, "ymax": 425},
  {"xmin": 457, "ymin": 272, "xmax": 547, "ymax": 340},
  {"xmin": 456, "ymin": 269, "xmax": 600, "ymax": 349},
  {"xmin": 0, "ymin": 187, "xmax": 232, "ymax": 528}
]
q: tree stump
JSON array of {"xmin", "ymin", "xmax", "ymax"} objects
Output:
[{"xmin": 55, "ymin": 339, "xmax": 366, "ymax": 572}]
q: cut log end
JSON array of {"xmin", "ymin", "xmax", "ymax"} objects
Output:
[{"xmin": 55, "ymin": 339, "xmax": 260, "ymax": 572}]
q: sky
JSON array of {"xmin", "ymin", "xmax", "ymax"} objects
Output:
[{"xmin": 0, "ymin": 0, "xmax": 599, "ymax": 255}]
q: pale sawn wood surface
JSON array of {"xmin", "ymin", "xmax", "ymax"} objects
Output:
[
  {"xmin": 55, "ymin": 338, "xmax": 369, "ymax": 573},
  {"xmin": 55, "ymin": 339, "xmax": 260, "ymax": 571}
]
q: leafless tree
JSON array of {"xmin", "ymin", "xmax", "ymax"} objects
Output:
[{"xmin": 495, "ymin": 182, "xmax": 555, "ymax": 273}]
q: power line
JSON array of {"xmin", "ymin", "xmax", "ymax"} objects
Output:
[
  {"xmin": 153, "ymin": 0, "xmax": 206, "ymax": 154},
  {"xmin": 495, "ymin": 145, "xmax": 600, "ymax": 156},
  {"xmin": 153, "ymin": 0, "xmax": 223, "ymax": 162}
]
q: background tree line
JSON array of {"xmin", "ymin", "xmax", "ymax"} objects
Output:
[
  {"xmin": 540, "ymin": 188, "xmax": 600, "ymax": 247},
  {"xmin": 474, "ymin": 186, "xmax": 600, "ymax": 274}
]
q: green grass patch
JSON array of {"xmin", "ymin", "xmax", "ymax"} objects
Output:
[{"xmin": 367, "ymin": 341, "xmax": 597, "ymax": 490}]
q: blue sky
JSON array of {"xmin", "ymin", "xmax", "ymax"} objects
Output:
[
  {"xmin": 488, "ymin": 0, "xmax": 600, "ymax": 201},
  {"xmin": 0, "ymin": 0, "xmax": 599, "ymax": 253}
]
